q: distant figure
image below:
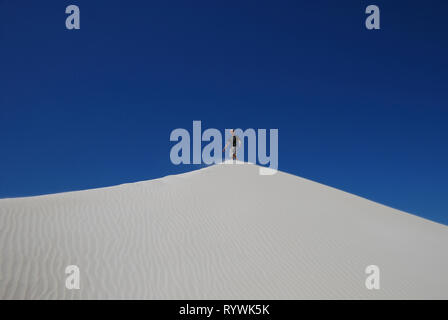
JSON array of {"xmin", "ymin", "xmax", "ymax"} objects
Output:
[{"xmin": 223, "ymin": 129, "xmax": 241, "ymax": 160}]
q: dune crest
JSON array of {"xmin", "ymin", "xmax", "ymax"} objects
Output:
[{"xmin": 1, "ymin": 163, "xmax": 447, "ymax": 299}]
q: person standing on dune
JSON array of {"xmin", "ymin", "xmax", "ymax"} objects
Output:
[{"xmin": 223, "ymin": 129, "xmax": 241, "ymax": 160}]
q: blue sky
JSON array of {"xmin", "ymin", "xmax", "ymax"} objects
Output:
[{"xmin": 1, "ymin": 0, "xmax": 447, "ymax": 225}]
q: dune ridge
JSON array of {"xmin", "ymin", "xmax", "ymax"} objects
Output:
[{"xmin": 1, "ymin": 162, "xmax": 447, "ymax": 299}]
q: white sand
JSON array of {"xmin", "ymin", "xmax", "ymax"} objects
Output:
[{"xmin": 0, "ymin": 162, "xmax": 447, "ymax": 299}]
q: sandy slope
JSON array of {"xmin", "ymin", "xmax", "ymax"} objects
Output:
[{"xmin": 0, "ymin": 162, "xmax": 447, "ymax": 299}]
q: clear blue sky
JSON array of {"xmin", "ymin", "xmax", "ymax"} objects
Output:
[{"xmin": 1, "ymin": 1, "xmax": 447, "ymax": 225}]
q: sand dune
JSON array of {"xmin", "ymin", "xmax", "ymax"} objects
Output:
[{"xmin": 0, "ymin": 162, "xmax": 447, "ymax": 299}]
